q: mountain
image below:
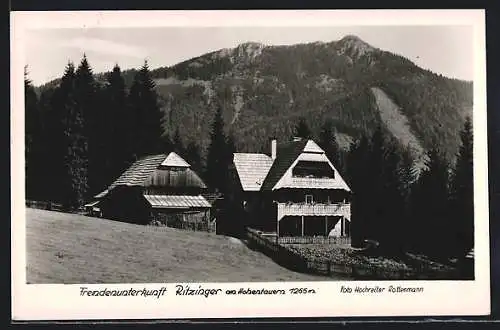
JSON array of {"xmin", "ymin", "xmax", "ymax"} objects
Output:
[{"xmin": 40, "ymin": 35, "xmax": 473, "ymax": 168}]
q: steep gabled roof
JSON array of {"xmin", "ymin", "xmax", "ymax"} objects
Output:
[
  {"xmin": 273, "ymin": 140, "xmax": 351, "ymax": 191},
  {"xmin": 96, "ymin": 152, "xmax": 206, "ymax": 198},
  {"xmin": 233, "ymin": 153, "xmax": 274, "ymax": 191},
  {"xmin": 160, "ymin": 152, "xmax": 190, "ymax": 167},
  {"xmin": 260, "ymin": 139, "xmax": 308, "ymax": 191},
  {"xmin": 109, "ymin": 154, "xmax": 167, "ymax": 190},
  {"xmin": 231, "ymin": 139, "xmax": 352, "ymax": 193}
]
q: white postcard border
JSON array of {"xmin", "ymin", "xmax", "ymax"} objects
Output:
[{"xmin": 11, "ymin": 9, "xmax": 490, "ymax": 320}]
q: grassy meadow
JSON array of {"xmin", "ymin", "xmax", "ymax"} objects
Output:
[{"xmin": 26, "ymin": 208, "xmax": 330, "ymax": 283}]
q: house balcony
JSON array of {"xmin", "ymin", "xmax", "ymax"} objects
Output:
[{"xmin": 276, "ymin": 202, "xmax": 350, "ymax": 222}]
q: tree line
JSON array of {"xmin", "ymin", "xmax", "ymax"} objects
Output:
[
  {"xmin": 295, "ymin": 115, "xmax": 473, "ymax": 260},
  {"xmin": 25, "ymin": 55, "xmax": 233, "ymax": 210}
]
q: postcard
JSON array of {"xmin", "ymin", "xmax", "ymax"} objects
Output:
[{"xmin": 11, "ymin": 9, "xmax": 490, "ymax": 320}]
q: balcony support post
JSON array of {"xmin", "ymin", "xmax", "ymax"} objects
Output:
[
  {"xmin": 325, "ymin": 215, "xmax": 328, "ymax": 237},
  {"xmin": 301, "ymin": 215, "xmax": 304, "ymax": 237}
]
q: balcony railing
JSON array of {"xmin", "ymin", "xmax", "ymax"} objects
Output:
[{"xmin": 277, "ymin": 202, "xmax": 350, "ymax": 221}]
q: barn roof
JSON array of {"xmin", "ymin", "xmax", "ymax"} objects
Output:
[
  {"xmin": 144, "ymin": 194, "xmax": 211, "ymax": 209},
  {"xmin": 260, "ymin": 139, "xmax": 308, "ymax": 191},
  {"xmin": 233, "ymin": 153, "xmax": 274, "ymax": 191},
  {"xmin": 100, "ymin": 152, "xmax": 206, "ymax": 196},
  {"xmin": 108, "ymin": 154, "xmax": 167, "ymax": 190}
]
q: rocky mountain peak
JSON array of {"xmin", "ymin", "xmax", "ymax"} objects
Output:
[
  {"xmin": 211, "ymin": 41, "xmax": 265, "ymax": 64},
  {"xmin": 234, "ymin": 42, "xmax": 265, "ymax": 61},
  {"xmin": 337, "ymin": 34, "xmax": 376, "ymax": 58}
]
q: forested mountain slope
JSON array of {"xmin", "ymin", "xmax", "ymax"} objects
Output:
[{"xmin": 39, "ymin": 35, "xmax": 473, "ymax": 165}]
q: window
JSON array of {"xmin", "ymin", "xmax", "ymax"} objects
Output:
[
  {"xmin": 305, "ymin": 195, "xmax": 313, "ymax": 204},
  {"xmin": 292, "ymin": 161, "xmax": 335, "ymax": 178}
]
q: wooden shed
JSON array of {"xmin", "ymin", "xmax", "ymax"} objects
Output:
[{"xmin": 89, "ymin": 152, "xmax": 212, "ymax": 230}]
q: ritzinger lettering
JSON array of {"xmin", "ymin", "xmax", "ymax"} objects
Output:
[
  {"xmin": 175, "ymin": 285, "xmax": 223, "ymax": 298},
  {"xmin": 79, "ymin": 286, "xmax": 167, "ymax": 298}
]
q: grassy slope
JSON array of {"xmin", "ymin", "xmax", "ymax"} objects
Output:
[{"xmin": 26, "ymin": 208, "xmax": 329, "ymax": 283}]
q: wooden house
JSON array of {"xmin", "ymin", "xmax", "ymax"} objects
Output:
[
  {"xmin": 228, "ymin": 137, "xmax": 352, "ymax": 239},
  {"xmin": 88, "ymin": 152, "xmax": 213, "ymax": 231}
]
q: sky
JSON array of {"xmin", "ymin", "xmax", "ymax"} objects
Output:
[{"xmin": 24, "ymin": 25, "xmax": 474, "ymax": 86}]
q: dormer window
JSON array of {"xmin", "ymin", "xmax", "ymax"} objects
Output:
[{"xmin": 292, "ymin": 161, "xmax": 334, "ymax": 178}]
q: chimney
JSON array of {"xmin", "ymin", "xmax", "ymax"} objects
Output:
[{"xmin": 271, "ymin": 139, "xmax": 277, "ymax": 160}]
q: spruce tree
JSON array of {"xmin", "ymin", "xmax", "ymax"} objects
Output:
[
  {"xmin": 346, "ymin": 127, "xmax": 414, "ymax": 253},
  {"xmin": 172, "ymin": 127, "xmax": 185, "ymax": 157},
  {"xmin": 53, "ymin": 62, "xmax": 79, "ymax": 209},
  {"xmin": 294, "ymin": 117, "xmax": 312, "ymax": 139},
  {"xmin": 75, "ymin": 55, "xmax": 95, "ymax": 125},
  {"xmin": 411, "ymin": 146, "xmax": 450, "ymax": 257},
  {"xmin": 25, "ymin": 68, "xmax": 43, "ymax": 200},
  {"xmin": 398, "ymin": 145, "xmax": 418, "ymax": 201},
  {"xmin": 398, "ymin": 145, "xmax": 417, "ymax": 251},
  {"xmin": 379, "ymin": 138, "xmax": 406, "ymax": 254},
  {"xmin": 160, "ymin": 135, "xmax": 173, "ymax": 155},
  {"xmin": 104, "ymin": 64, "xmax": 130, "ymax": 181},
  {"xmin": 367, "ymin": 125, "xmax": 386, "ymax": 243},
  {"xmin": 128, "ymin": 60, "xmax": 164, "ymax": 159},
  {"xmin": 318, "ymin": 119, "xmax": 342, "ymax": 170},
  {"xmin": 185, "ymin": 141, "xmax": 202, "ymax": 177},
  {"xmin": 225, "ymin": 133, "xmax": 237, "ymax": 190},
  {"xmin": 346, "ymin": 135, "xmax": 371, "ymax": 247},
  {"xmin": 56, "ymin": 57, "xmax": 93, "ymax": 209},
  {"xmin": 226, "ymin": 133, "xmax": 236, "ymax": 155},
  {"xmin": 450, "ymin": 117, "xmax": 474, "ymax": 257},
  {"xmin": 205, "ymin": 105, "xmax": 228, "ymax": 192},
  {"xmin": 74, "ymin": 55, "xmax": 94, "ymax": 199},
  {"xmin": 369, "ymin": 125, "xmax": 386, "ymax": 187},
  {"xmin": 38, "ymin": 86, "xmax": 60, "ymax": 202}
]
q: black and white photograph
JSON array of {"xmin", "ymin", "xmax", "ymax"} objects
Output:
[{"xmin": 11, "ymin": 10, "xmax": 490, "ymax": 320}]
